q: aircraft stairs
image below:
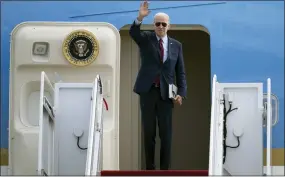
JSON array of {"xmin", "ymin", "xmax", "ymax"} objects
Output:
[{"xmin": 36, "ymin": 72, "xmax": 273, "ymax": 176}]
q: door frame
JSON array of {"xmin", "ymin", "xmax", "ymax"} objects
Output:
[{"xmin": 119, "ymin": 24, "xmax": 210, "ymax": 170}]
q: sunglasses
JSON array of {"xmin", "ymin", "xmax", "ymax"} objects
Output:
[{"xmin": 155, "ymin": 22, "xmax": 167, "ymax": 27}]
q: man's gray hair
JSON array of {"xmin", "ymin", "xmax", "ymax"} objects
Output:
[{"xmin": 154, "ymin": 12, "xmax": 170, "ymax": 23}]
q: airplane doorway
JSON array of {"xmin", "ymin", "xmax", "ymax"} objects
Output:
[{"xmin": 119, "ymin": 25, "xmax": 211, "ymax": 171}]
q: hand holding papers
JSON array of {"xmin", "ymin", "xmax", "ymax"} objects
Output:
[
  {"xmin": 169, "ymin": 84, "xmax": 182, "ymax": 105},
  {"xmin": 169, "ymin": 84, "xmax": 177, "ymax": 99}
]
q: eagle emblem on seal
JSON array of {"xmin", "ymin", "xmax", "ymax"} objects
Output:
[{"xmin": 62, "ymin": 29, "xmax": 99, "ymax": 66}]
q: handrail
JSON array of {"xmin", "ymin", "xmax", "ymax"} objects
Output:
[
  {"xmin": 38, "ymin": 71, "xmax": 55, "ymax": 176},
  {"xmin": 85, "ymin": 77, "xmax": 98, "ymax": 175},
  {"xmin": 208, "ymin": 75, "xmax": 224, "ymax": 176},
  {"xmin": 85, "ymin": 75, "xmax": 105, "ymax": 176},
  {"xmin": 92, "ymin": 75, "xmax": 104, "ymax": 175},
  {"xmin": 266, "ymin": 78, "xmax": 272, "ymax": 175},
  {"xmin": 42, "ymin": 71, "xmax": 55, "ymax": 93},
  {"xmin": 208, "ymin": 75, "xmax": 217, "ymax": 175}
]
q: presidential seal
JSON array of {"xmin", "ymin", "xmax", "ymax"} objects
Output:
[{"xmin": 62, "ymin": 29, "xmax": 99, "ymax": 66}]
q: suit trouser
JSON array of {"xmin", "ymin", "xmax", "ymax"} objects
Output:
[{"xmin": 139, "ymin": 85, "xmax": 173, "ymax": 170}]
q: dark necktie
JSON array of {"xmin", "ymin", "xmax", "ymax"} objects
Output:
[
  {"xmin": 154, "ymin": 39, "xmax": 164, "ymax": 86},
  {"xmin": 159, "ymin": 39, "xmax": 164, "ymax": 63}
]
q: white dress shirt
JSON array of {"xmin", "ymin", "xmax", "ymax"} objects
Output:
[{"xmin": 135, "ymin": 18, "xmax": 168, "ymax": 63}]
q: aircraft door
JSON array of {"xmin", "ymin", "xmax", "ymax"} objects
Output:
[{"xmin": 209, "ymin": 76, "xmax": 266, "ymax": 175}]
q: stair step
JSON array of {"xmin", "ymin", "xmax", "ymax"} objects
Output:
[{"xmin": 101, "ymin": 170, "xmax": 208, "ymax": 176}]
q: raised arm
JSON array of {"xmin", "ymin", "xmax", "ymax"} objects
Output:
[{"xmin": 129, "ymin": 1, "xmax": 151, "ymax": 46}]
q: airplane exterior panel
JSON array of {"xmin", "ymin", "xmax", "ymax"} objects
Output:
[{"xmin": 1, "ymin": 1, "xmax": 284, "ymax": 166}]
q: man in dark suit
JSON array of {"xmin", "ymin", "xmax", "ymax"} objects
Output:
[{"xmin": 129, "ymin": 0, "xmax": 187, "ymax": 170}]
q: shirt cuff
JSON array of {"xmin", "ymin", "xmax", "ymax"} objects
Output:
[{"xmin": 135, "ymin": 18, "xmax": 142, "ymax": 25}]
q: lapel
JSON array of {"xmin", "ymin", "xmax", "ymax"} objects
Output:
[
  {"xmin": 165, "ymin": 37, "xmax": 173, "ymax": 63},
  {"xmin": 151, "ymin": 33, "xmax": 161, "ymax": 64},
  {"xmin": 150, "ymin": 32, "xmax": 175, "ymax": 64}
]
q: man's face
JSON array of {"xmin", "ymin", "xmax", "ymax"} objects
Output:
[{"xmin": 154, "ymin": 15, "xmax": 169, "ymax": 37}]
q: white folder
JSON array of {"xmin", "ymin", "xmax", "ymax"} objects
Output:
[{"xmin": 168, "ymin": 84, "xmax": 178, "ymax": 99}]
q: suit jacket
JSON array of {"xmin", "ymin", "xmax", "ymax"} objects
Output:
[{"xmin": 129, "ymin": 21, "xmax": 187, "ymax": 100}]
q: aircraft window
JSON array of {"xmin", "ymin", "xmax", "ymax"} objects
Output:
[{"xmin": 263, "ymin": 93, "xmax": 279, "ymax": 127}]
